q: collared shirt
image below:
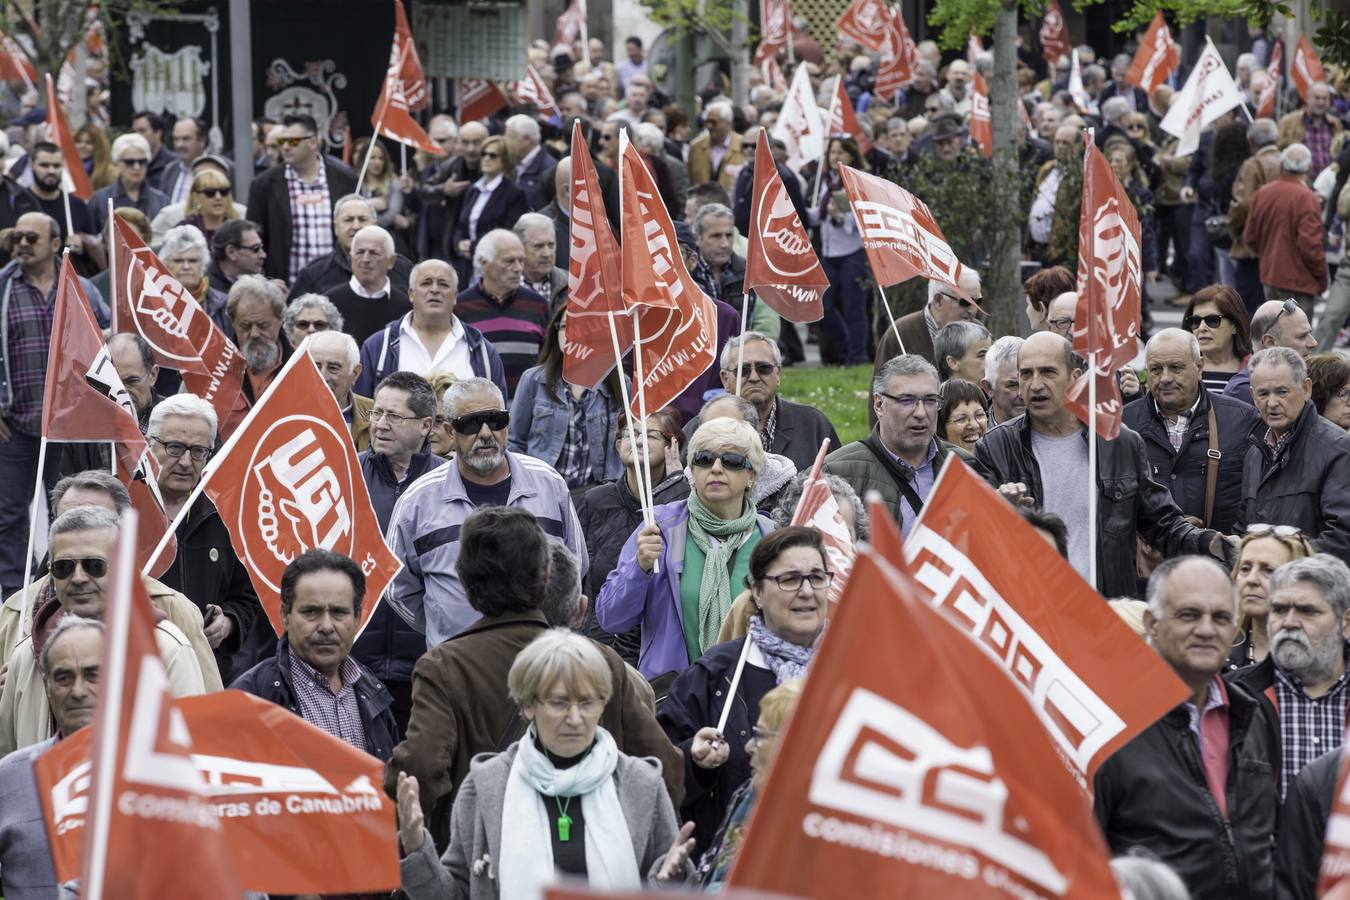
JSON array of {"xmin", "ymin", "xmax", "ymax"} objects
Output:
[
  {"xmin": 284, "ymin": 164, "xmax": 334, "ymax": 281},
  {"xmin": 1274, "ymin": 662, "xmax": 1350, "ymax": 798},
  {"xmin": 515, "ymin": 145, "xmax": 543, "ymax": 180},
  {"xmin": 555, "ymin": 389, "xmax": 590, "ymax": 489},
  {"xmin": 1265, "ymin": 426, "xmax": 1294, "ymax": 460},
  {"xmin": 1305, "ymin": 112, "xmax": 1334, "ymax": 175},
  {"xmin": 761, "ymin": 396, "xmax": 780, "ymax": 450},
  {"xmin": 468, "ymin": 174, "xmax": 503, "ymax": 244},
  {"xmin": 526, "ymin": 275, "xmax": 553, "ymax": 298},
  {"xmin": 1184, "ymin": 675, "xmax": 1231, "ymax": 817},
  {"xmin": 1158, "ymin": 392, "xmax": 1202, "ymax": 451},
  {"xmin": 397, "ymin": 313, "xmax": 473, "ymax": 379},
  {"xmin": 348, "ymin": 274, "xmax": 392, "ymax": 299},
  {"xmin": 289, "ymin": 651, "xmax": 369, "ymax": 752},
  {"xmin": 5, "ymin": 271, "xmax": 57, "ymax": 436},
  {"xmin": 884, "ymin": 437, "xmax": 938, "ymax": 537},
  {"xmin": 710, "ymin": 133, "xmax": 732, "ymax": 174}
]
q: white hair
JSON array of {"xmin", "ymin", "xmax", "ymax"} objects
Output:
[
  {"xmin": 408, "ymin": 258, "xmax": 459, "ymax": 293},
  {"xmin": 984, "ymin": 335, "xmax": 1024, "ymax": 385},
  {"xmin": 692, "ymin": 202, "xmax": 735, "ymax": 237},
  {"xmin": 1101, "ymin": 96, "xmax": 1130, "ymax": 124},
  {"xmin": 443, "ymin": 377, "xmax": 504, "ymax": 417},
  {"xmin": 688, "ymin": 417, "xmax": 765, "ymax": 474},
  {"xmin": 633, "ymin": 122, "xmax": 666, "ymax": 154},
  {"xmin": 351, "ymin": 224, "xmax": 395, "ymax": 256},
  {"xmin": 147, "ymin": 393, "xmax": 219, "ymax": 444},
  {"xmin": 160, "ymin": 224, "xmax": 209, "ymax": 262},
  {"xmin": 512, "ymin": 213, "xmax": 555, "ymax": 242},
  {"xmin": 332, "ymin": 193, "xmax": 376, "ymax": 223},
  {"xmin": 705, "ymin": 100, "xmax": 733, "ymax": 124},
  {"xmin": 505, "ymin": 114, "xmax": 541, "ymax": 144},
  {"xmin": 306, "ymin": 330, "xmax": 360, "ymax": 373},
  {"xmin": 473, "ymin": 229, "xmax": 524, "ymax": 271},
  {"xmin": 720, "ymin": 330, "xmax": 782, "ymax": 369},
  {"xmin": 111, "ymin": 132, "xmax": 151, "ymax": 163},
  {"xmin": 1281, "ymin": 143, "xmax": 1312, "ymax": 174}
]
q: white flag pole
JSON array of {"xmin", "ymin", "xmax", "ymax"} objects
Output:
[
  {"xmin": 735, "ymin": 293, "xmax": 750, "ymax": 396},
  {"xmin": 18, "ymin": 437, "xmax": 48, "ymax": 641},
  {"xmin": 1087, "ymin": 351, "xmax": 1098, "ymax": 592},
  {"xmin": 811, "ymin": 79, "xmax": 839, "ymax": 211},
  {"xmin": 715, "ymin": 633, "xmax": 754, "ymax": 734}
]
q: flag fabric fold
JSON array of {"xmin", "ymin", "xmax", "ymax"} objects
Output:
[
  {"xmin": 1039, "ymin": 0, "xmax": 1069, "ymax": 65},
  {"xmin": 874, "ymin": 9, "xmax": 918, "ymax": 102},
  {"xmin": 788, "ymin": 440, "xmax": 852, "ymax": 606},
  {"xmin": 754, "ymin": 0, "xmax": 791, "ymax": 65},
  {"xmin": 44, "ymin": 73, "xmax": 92, "ymax": 200},
  {"xmin": 372, "ymin": 29, "xmax": 444, "ymax": 157},
  {"xmin": 744, "ymin": 137, "xmax": 827, "ymax": 322},
  {"xmin": 826, "ymin": 75, "xmax": 871, "ymax": 155},
  {"xmin": 834, "ymin": 0, "xmax": 888, "ymax": 52},
  {"xmin": 1291, "ymin": 34, "xmax": 1325, "ymax": 103},
  {"xmin": 771, "ymin": 64, "xmax": 826, "ymax": 170},
  {"xmin": 511, "ymin": 65, "xmax": 560, "ymax": 120},
  {"xmin": 969, "ymin": 72, "xmax": 992, "ymax": 158},
  {"xmin": 1125, "ymin": 12, "xmax": 1180, "ymax": 94},
  {"xmin": 459, "ymin": 79, "xmax": 509, "ymax": 123},
  {"xmin": 1159, "ymin": 38, "xmax": 1245, "ymax": 157},
  {"xmin": 1257, "ymin": 40, "xmax": 1282, "ymax": 119}
]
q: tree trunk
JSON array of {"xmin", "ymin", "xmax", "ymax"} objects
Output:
[{"xmin": 986, "ymin": 0, "xmax": 1021, "ymax": 337}]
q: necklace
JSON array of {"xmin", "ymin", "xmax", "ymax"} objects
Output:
[{"xmin": 554, "ymin": 795, "xmax": 573, "ymax": 842}]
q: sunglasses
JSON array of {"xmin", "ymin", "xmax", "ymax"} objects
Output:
[
  {"xmin": 118, "ymin": 158, "xmax": 149, "ymax": 167},
  {"xmin": 277, "ymin": 136, "xmax": 313, "ymax": 148},
  {"xmin": 691, "ymin": 449, "xmax": 755, "ymax": 470},
  {"xmin": 1246, "ymin": 524, "xmax": 1304, "ymax": 538},
  {"xmin": 233, "ymin": 242, "xmax": 264, "ymax": 253},
  {"xmin": 1272, "ymin": 298, "xmax": 1300, "ymax": 327},
  {"xmin": 196, "ymin": 186, "xmax": 230, "ymax": 198},
  {"xmin": 50, "ymin": 557, "xmax": 109, "ymax": 580},
  {"xmin": 481, "ymin": 151, "xmax": 501, "ymax": 159},
  {"xmin": 727, "ymin": 362, "xmax": 777, "ymax": 378},
  {"xmin": 12, "ymin": 231, "xmax": 43, "ymax": 245},
  {"xmin": 1184, "ymin": 313, "xmax": 1226, "ymax": 330},
  {"xmin": 451, "ymin": 409, "xmax": 510, "ymax": 434}
]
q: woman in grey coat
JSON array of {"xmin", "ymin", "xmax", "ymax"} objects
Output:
[{"xmin": 396, "ymin": 629, "xmax": 695, "ymax": 899}]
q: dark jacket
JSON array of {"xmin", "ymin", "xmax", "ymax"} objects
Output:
[
  {"xmin": 1122, "ymin": 390, "xmax": 1259, "ymax": 535},
  {"xmin": 515, "ymin": 147, "xmax": 558, "ymax": 211},
  {"xmin": 824, "ymin": 431, "xmax": 980, "ymax": 521},
  {"xmin": 450, "ymin": 177, "xmax": 530, "ymax": 263},
  {"xmin": 288, "ymin": 247, "xmax": 414, "ymax": 300},
  {"xmin": 684, "ymin": 397, "xmax": 841, "ymax": 473},
  {"xmin": 354, "ymin": 316, "xmax": 507, "ymax": 399},
  {"xmin": 658, "ymin": 637, "xmax": 777, "ymax": 850},
  {"xmin": 1275, "ymin": 746, "xmax": 1340, "ymax": 900},
  {"xmin": 1093, "ymin": 679, "xmax": 1279, "ymax": 900},
  {"xmin": 244, "ymin": 159, "xmax": 358, "ymax": 280},
  {"xmin": 360, "ymin": 449, "xmax": 447, "ymax": 532},
  {"xmin": 385, "ymin": 609, "xmax": 684, "ymax": 850},
  {"xmin": 323, "ymin": 282, "xmax": 413, "ymax": 346},
  {"xmin": 973, "ymin": 415, "xmax": 1223, "ymax": 598},
  {"xmin": 731, "ymin": 157, "xmax": 809, "ymax": 240},
  {"xmin": 1242, "ymin": 402, "xmax": 1350, "ymax": 563},
  {"xmin": 230, "ymin": 636, "xmax": 398, "ymax": 763}
]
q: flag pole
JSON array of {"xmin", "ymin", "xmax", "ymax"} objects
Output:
[
  {"xmin": 607, "ymin": 308, "xmax": 651, "ymax": 520},
  {"xmin": 18, "ymin": 437, "xmax": 48, "ymax": 641},
  {"xmin": 735, "ymin": 292, "xmax": 750, "ymax": 395},
  {"xmin": 61, "ymin": 188, "xmax": 74, "ymax": 244},
  {"xmin": 1087, "ymin": 351, "xmax": 1098, "ymax": 592},
  {"xmin": 880, "ymin": 285, "xmax": 905, "ymax": 355},
  {"xmin": 359, "ymin": 108, "xmax": 390, "ymax": 195},
  {"xmin": 632, "ymin": 309, "xmax": 656, "ymax": 522},
  {"xmin": 811, "ymin": 81, "xmax": 839, "ymax": 211},
  {"xmin": 715, "ymin": 633, "xmax": 754, "ymax": 735}
]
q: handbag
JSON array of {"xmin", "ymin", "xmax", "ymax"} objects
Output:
[{"xmin": 1205, "ymin": 213, "xmax": 1233, "ymax": 250}]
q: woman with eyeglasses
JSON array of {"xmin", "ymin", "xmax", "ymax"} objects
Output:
[
  {"xmin": 596, "ymin": 418, "xmax": 777, "ymax": 680},
  {"xmin": 1306, "ymin": 352, "xmax": 1350, "ymax": 430},
  {"xmin": 396, "ymin": 629, "xmax": 697, "ymax": 898},
  {"xmin": 159, "ymin": 224, "xmax": 232, "ymax": 339},
  {"xmin": 508, "ymin": 308, "xmax": 625, "ymax": 494},
  {"xmin": 937, "ymin": 378, "xmax": 989, "ymax": 452},
  {"xmin": 424, "ymin": 370, "xmax": 460, "ymax": 459},
  {"xmin": 177, "ymin": 168, "xmax": 240, "ymax": 246},
  {"xmin": 659, "ymin": 527, "xmax": 826, "ymax": 850},
  {"xmin": 1228, "ymin": 526, "xmax": 1314, "ymax": 669},
  {"xmin": 1182, "ymin": 285, "xmax": 1253, "ymax": 396},
  {"xmin": 452, "ymin": 134, "xmax": 529, "ymax": 272}
]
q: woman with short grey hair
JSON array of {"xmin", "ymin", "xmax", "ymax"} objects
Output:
[{"xmin": 160, "ymin": 223, "xmax": 232, "ymax": 339}]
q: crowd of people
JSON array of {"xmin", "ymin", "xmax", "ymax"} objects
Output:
[{"xmin": 0, "ymin": 15, "xmax": 1349, "ymax": 900}]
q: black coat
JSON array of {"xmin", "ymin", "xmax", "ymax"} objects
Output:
[
  {"xmin": 731, "ymin": 157, "xmax": 808, "ymax": 238},
  {"xmin": 451, "ymin": 178, "xmax": 530, "ymax": 262},
  {"xmin": 515, "ymin": 146, "xmax": 558, "ymax": 211},
  {"xmin": 684, "ymin": 397, "xmax": 841, "ymax": 474},
  {"xmin": 287, "ymin": 247, "xmax": 414, "ymax": 300},
  {"xmin": 323, "ymin": 283, "xmax": 412, "ymax": 346},
  {"xmin": 1242, "ymin": 402, "xmax": 1350, "ymax": 564},
  {"xmin": 230, "ymin": 636, "xmax": 398, "ymax": 763},
  {"xmin": 657, "ymin": 637, "xmax": 778, "ymax": 852},
  {"xmin": 973, "ymin": 415, "xmax": 1224, "ymax": 598},
  {"xmin": 1275, "ymin": 746, "xmax": 1340, "ymax": 900},
  {"xmin": 1093, "ymin": 678, "xmax": 1279, "ymax": 900},
  {"xmin": 1122, "ymin": 390, "xmax": 1259, "ymax": 535},
  {"xmin": 245, "ymin": 159, "xmax": 358, "ymax": 281}
]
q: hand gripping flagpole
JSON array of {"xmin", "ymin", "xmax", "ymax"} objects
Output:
[{"xmin": 715, "ymin": 633, "xmax": 754, "ymax": 735}]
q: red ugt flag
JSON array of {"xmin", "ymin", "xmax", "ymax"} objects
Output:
[
  {"xmin": 1039, "ymin": 0, "xmax": 1069, "ymax": 65},
  {"xmin": 372, "ymin": 35, "xmax": 445, "ymax": 157},
  {"xmin": 459, "ymin": 78, "xmax": 509, "ymax": 123},
  {"xmin": 391, "ymin": 0, "xmax": 428, "ymax": 111},
  {"xmin": 969, "ymin": 71, "xmax": 992, "ymax": 158},
  {"xmin": 1291, "ymin": 34, "xmax": 1325, "ymax": 103},
  {"xmin": 511, "ymin": 65, "xmax": 560, "ymax": 119},
  {"xmin": 1125, "ymin": 12, "xmax": 1180, "ymax": 94},
  {"xmin": 834, "ymin": 0, "xmax": 888, "ymax": 52},
  {"xmin": 745, "ymin": 137, "xmax": 827, "ymax": 323},
  {"xmin": 44, "ymin": 73, "xmax": 92, "ymax": 200}
]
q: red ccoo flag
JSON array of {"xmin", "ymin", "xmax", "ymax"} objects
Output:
[
  {"xmin": 44, "ymin": 72, "xmax": 92, "ymax": 200},
  {"xmin": 838, "ymin": 163, "xmax": 974, "ymax": 298},
  {"xmin": 391, "ymin": 0, "xmax": 428, "ymax": 111},
  {"xmin": 1067, "ymin": 136, "xmax": 1142, "ymax": 439},
  {"xmin": 827, "ymin": 76, "xmax": 871, "ymax": 155},
  {"xmin": 834, "ymin": 0, "xmax": 888, "ymax": 52},
  {"xmin": 754, "ymin": 0, "xmax": 791, "ymax": 65},
  {"xmin": 745, "ymin": 137, "xmax": 827, "ymax": 322},
  {"xmin": 1125, "ymin": 12, "xmax": 1180, "ymax": 94},
  {"xmin": 969, "ymin": 71, "xmax": 992, "ymax": 158},
  {"xmin": 726, "ymin": 544, "xmax": 1121, "ymax": 898},
  {"xmin": 564, "ymin": 120, "xmax": 630, "ymax": 391},
  {"xmin": 511, "ymin": 65, "xmax": 560, "ymax": 119},
  {"xmin": 789, "ymin": 439, "xmax": 852, "ymax": 607},
  {"xmin": 372, "ymin": 36, "xmax": 445, "ymax": 157},
  {"xmin": 459, "ymin": 78, "xmax": 509, "ymax": 123},
  {"xmin": 74, "ymin": 510, "xmax": 243, "ymax": 900},
  {"xmin": 196, "ymin": 350, "xmax": 403, "ymax": 636},
  {"xmin": 1039, "ymin": 0, "xmax": 1069, "ymax": 65},
  {"xmin": 1258, "ymin": 40, "xmax": 1282, "ymax": 119},
  {"xmin": 874, "ymin": 8, "xmax": 917, "ymax": 102},
  {"xmin": 1291, "ymin": 34, "xmax": 1325, "ymax": 103}
]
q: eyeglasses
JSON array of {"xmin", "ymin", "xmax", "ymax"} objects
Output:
[
  {"xmin": 760, "ymin": 569, "xmax": 834, "ymax": 591},
  {"xmin": 620, "ymin": 429, "xmax": 667, "ymax": 445},
  {"xmin": 292, "ymin": 318, "xmax": 331, "ymax": 332},
  {"xmin": 1048, "ymin": 317, "xmax": 1076, "ymax": 332},
  {"xmin": 1246, "ymin": 524, "xmax": 1305, "ymax": 538},
  {"xmin": 1184, "ymin": 313, "xmax": 1226, "ymax": 330},
  {"xmin": 725, "ymin": 362, "xmax": 778, "ymax": 379},
  {"xmin": 450, "ymin": 409, "xmax": 510, "ymax": 434},
  {"xmin": 150, "ymin": 435, "xmax": 211, "ymax": 462},
  {"xmin": 12, "ymin": 231, "xmax": 43, "ymax": 245},
  {"xmin": 481, "ymin": 151, "xmax": 501, "ymax": 159},
  {"xmin": 691, "ymin": 449, "xmax": 755, "ymax": 470},
  {"xmin": 878, "ymin": 391, "xmax": 941, "ymax": 412},
  {"xmin": 540, "ymin": 697, "xmax": 606, "ymax": 717},
  {"xmin": 233, "ymin": 242, "xmax": 264, "ymax": 254},
  {"xmin": 276, "ymin": 136, "xmax": 314, "ymax": 148},
  {"xmin": 196, "ymin": 187, "xmax": 230, "ymax": 198},
  {"xmin": 947, "ymin": 410, "xmax": 988, "ymax": 428},
  {"xmin": 370, "ymin": 408, "xmax": 428, "ymax": 426},
  {"xmin": 118, "ymin": 158, "xmax": 149, "ymax": 167},
  {"xmin": 50, "ymin": 557, "xmax": 109, "ymax": 580}
]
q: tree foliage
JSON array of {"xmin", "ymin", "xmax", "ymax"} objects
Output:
[{"xmin": 0, "ymin": 0, "xmax": 176, "ymax": 83}]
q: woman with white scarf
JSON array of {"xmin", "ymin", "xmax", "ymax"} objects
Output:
[{"xmin": 396, "ymin": 630, "xmax": 695, "ymax": 899}]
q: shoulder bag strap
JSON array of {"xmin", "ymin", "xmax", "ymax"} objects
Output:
[
  {"xmin": 861, "ymin": 434, "xmax": 927, "ymax": 516},
  {"xmin": 1203, "ymin": 405, "xmax": 1221, "ymax": 528}
]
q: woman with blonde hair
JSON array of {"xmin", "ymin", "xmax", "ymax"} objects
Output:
[
  {"xmin": 1228, "ymin": 525, "xmax": 1315, "ymax": 669},
  {"xmin": 353, "ymin": 136, "xmax": 409, "ymax": 238},
  {"xmin": 424, "ymin": 371, "xmax": 460, "ymax": 459},
  {"xmin": 178, "ymin": 168, "xmax": 240, "ymax": 245},
  {"xmin": 74, "ymin": 124, "xmax": 115, "ymax": 190}
]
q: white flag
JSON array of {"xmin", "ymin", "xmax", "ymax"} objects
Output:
[
  {"xmin": 772, "ymin": 63, "xmax": 826, "ymax": 170},
  {"xmin": 1068, "ymin": 48, "xmax": 1095, "ymax": 114},
  {"xmin": 1160, "ymin": 38, "xmax": 1245, "ymax": 157}
]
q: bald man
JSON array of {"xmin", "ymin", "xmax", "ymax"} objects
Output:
[
  {"xmin": 323, "ymin": 225, "xmax": 412, "ymax": 344},
  {"xmin": 1224, "ymin": 298, "xmax": 1318, "ymax": 405}
]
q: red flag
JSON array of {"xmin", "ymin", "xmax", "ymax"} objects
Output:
[
  {"xmin": 874, "ymin": 9, "xmax": 917, "ymax": 102},
  {"xmin": 391, "ymin": 0, "xmax": 428, "ymax": 111},
  {"xmin": 115, "ymin": 444, "xmax": 177, "ymax": 579},
  {"xmin": 555, "ymin": 0, "xmax": 586, "ymax": 49},
  {"xmin": 69, "ymin": 511, "xmax": 243, "ymax": 899},
  {"xmin": 196, "ymin": 351, "xmax": 403, "ymax": 636},
  {"xmin": 38, "ymin": 690, "xmax": 399, "ymax": 895},
  {"xmin": 0, "ymin": 32, "xmax": 36, "ymax": 87},
  {"xmin": 1069, "ymin": 137, "xmax": 1142, "ymax": 439},
  {"xmin": 827, "ymin": 76, "xmax": 871, "ymax": 155},
  {"xmin": 760, "ymin": 56, "xmax": 788, "ymax": 92},
  {"xmin": 745, "ymin": 137, "xmax": 827, "ymax": 322},
  {"xmin": 111, "ymin": 216, "xmax": 211, "ymax": 374},
  {"xmin": 789, "ymin": 439, "xmax": 852, "ymax": 606},
  {"xmin": 1125, "ymin": 12, "xmax": 1180, "ymax": 94},
  {"xmin": 459, "ymin": 78, "xmax": 509, "ymax": 122},
  {"xmin": 1318, "ymin": 744, "xmax": 1350, "ymax": 896},
  {"xmin": 341, "ymin": 124, "xmax": 352, "ymax": 167},
  {"xmin": 1039, "ymin": 0, "xmax": 1069, "ymax": 65},
  {"xmin": 838, "ymin": 163, "xmax": 974, "ymax": 298},
  {"xmin": 372, "ymin": 38, "xmax": 446, "ymax": 157},
  {"xmin": 726, "ymin": 546, "xmax": 1121, "ymax": 898},
  {"xmin": 969, "ymin": 71, "xmax": 992, "ymax": 158},
  {"xmin": 564, "ymin": 121, "xmax": 630, "ymax": 390},
  {"xmin": 44, "ymin": 73, "xmax": 92, "ymax": 200},
  {"xmin": 620, "ymin": 142, "xmax": 719, "ymax": 417},
  {"xmin": 1257, "ymin": 40, "xmax": 1282, "ymax": 119},
  {"xmin": 1291, "ymin": 34, "xmax": 1325, "ymax": 103},
  {"xmin": 908, "ymin": 458, "xmax": 1191, "ymax": 782},
  {"xmin": 834, "ymin": 0, "xmax": 888, "ymax": 52},
  {"xmin": 511, "ymin": 66, "xmax": 560, "ymax": 119},
  {"xmin": 754, "ymin": 0, "xmax": 791, "ymax": 65}
]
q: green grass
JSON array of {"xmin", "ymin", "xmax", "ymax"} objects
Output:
[{"xmin": 779, "ymin": 364, "xmax": 873, "ymax": 447}]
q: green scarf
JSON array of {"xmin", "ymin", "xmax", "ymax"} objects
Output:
[{"xmin": 686, "ymin": 491, "xmax": 759, "ymax": 653}]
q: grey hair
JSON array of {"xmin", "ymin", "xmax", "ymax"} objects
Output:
[
  {"xmin": 512, "ymin": 212, "xmax": 556, "ymax": 242},
  {"xmin": 283, "ymin": 293, "xmax": 344, "ymax": 336},
  {"xmin": 1270, "ymin": 554, "xmax": 1350, "ymax": 620},
  {"xmin": 443, "ymin": 376, "xmax": 504, "ymax": 417},
  {"xmin": 1082, "ymin": 64, "xmax": 1107, "ymax": 86},
  {"xmin": 111, "ymin": 132, "xmax": 151, "ymax": 163},
  {"xmin": 50, "ymin": 505, "xmax": 120, "ymax": 544},
  {"xmin": 1247, "ymin": 118, "xmax": 1279, "ymax": 148},
  {"xmin": 504, "ymin": 114, "xmax": 541, "ymax": 143},
  {"xmin": 720, "ymin": 330, "xmax": 782, "ymax": 369},
  {"xmin": 1109, "ymin": 856, "xmax": 1191, "ymax": 900},
  {"xmin": 984, "ymin": 335, "xmax": 1024, "ymax": 385},
  {"xmin": 692, "ymin": 202, "xmax": 735, "ymax": 237},
  {"xmin": 705, "ymin": 100, "xmax": 734, "ymax": 123},
  {"xmin": 540, "ymin": 542, "xmax": 582, "ymax": 628},
  {"xmin": 1250, "ymin": 346, "xmax": 1309, "ymax": 385},
  {"xmin": 51, "ymin": 471, "xmax": 131, "ymax": 515},
  {"xmin": 1145, "ymin": 555, "xmax": 1236, "ymax": 619},
  {"xmin": 934, "ymin": 321, "xmax": 992, "ymax": 381},
  {"xmin": 699, "ymin": 392, "xmax": 761, "ymax": 430},
  {"xmin": 332, "ymin": 193, "xmax": 376, "ymax": 223},
  {"xmin": 40, "ymin": 615, "xmax": 105, "ymax": 676},
  {"xmin": 633, "ymin": 122, "xmax": 666, "ymax": 154},
  {"xmin": 351, "ymin": 224, "xmax": 395, "ymax": 256},
  {"xmin": 147, "ymin": 393, "xmax": 219, "ymax": 444},
  {"xmin": 160, "ymin": 224, "xmax": 209, "ymax": 263},
  {"xmin": 1145, "ymin": 327, "xmax": 1202, "ymax": 365},
  {"xmin": 306, "ymin": 330, "xmax": 360, "ymax": 373},
  {"xmin": 408, "ymin": 258, "xmax": 459, "ymax": 293},
  {"xmin": 927, "ymin": 92, "xmax": 956, "ymax": 114},
  {"xmin": 1101, "ymin": 96, "xmax": 1130, "ymax": 124},
  {"xmin": 770, "ymin": 471, "xmax": 870, "ymax": 540},
  {"xmin": 226, "ymin": 274, "xmax": 285, "ymax": 320},
  {"xmin": 873, "ymin": 354, "xmax": 940, "ymax": 397},
  {"xmin": 1281, "ymin": 143, "xmax": 1312, "ymax": 174},
  {"xmin": 473, "ymin": 228, "xmax": 523, "ymax": 271},
  {"xmin": 106, "ymin": 332, "xmax": 156, "ymax": 373}
]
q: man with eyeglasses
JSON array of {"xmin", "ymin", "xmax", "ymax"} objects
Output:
[
  {"xmin": 0, "ymin": 506, "xmax": 208, "ymax": 755},
  {"xmin": 1224, "ymin": 298, "xmax": 1318, "ymax": 405},
  {"xmin": 1239, "ymin": 348, "xmax": 1350, "ymax": 563},
  {"xmin": 306, "ymin": 331, "xmax": 371, "ymax": 451},
  {"xmin": 245, "ymin": 112, "xmax": 357, "ymax": 282},
  {"xmin": 147, "ymin": 394, "xmax": 263, "ymax": 683},
  {"xmin": 975, "ymin": 332, "xmax": 1233, "ymax": 596},
  {"xmin": 384, "ymin": 377, "xmax": 587, "ymax": 649},
  {"xmin": 322, "ymin": 225, "xmax": 411, "ymax": 345},
  {"xmin": 88, "ymin": 132, "xmax": 169, "ymax": 234},
  {"xmin": 282, "ymin": 292, "xmax": 344, "ymax": 349},
  {"xmin": 289, "ymin": 195, "xmax": 414, "ymax": 300},
  {"xmin": 207, "ymin": 219, "xmax": 266, "ymax": 295}
]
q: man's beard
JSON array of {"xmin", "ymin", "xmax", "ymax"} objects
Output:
[
  {"xmin": 1272, "ymin": 628, "xmax": 1344, "ymax": 685},
  {"xmin": 243, "ymin": 337, "xmax": 280, "ymax": 372},
  {"xmin": 35, "ymin": 174, "xmax": 61, "ymax": 193},
  {"xmin": 463, "ymin": 436, "xmax": 505, "ymax": 473}
]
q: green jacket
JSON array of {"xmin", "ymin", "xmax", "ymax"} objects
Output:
[{"xmin": 822, "ymin": 430, "xmax": 984, "ymax": 515}]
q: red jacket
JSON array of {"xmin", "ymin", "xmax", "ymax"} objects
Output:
[{"xmin": 1243, "ymin": 174, "xmax": 1328, "ymax": 295}]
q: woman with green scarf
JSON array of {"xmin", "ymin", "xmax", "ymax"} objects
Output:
[{"xmin": 595, "ymin": 418, "xmax": 777, "ymax": 681}]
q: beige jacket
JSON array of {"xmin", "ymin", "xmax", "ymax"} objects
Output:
[{"xmin": 1228, "ymin": 145, "xmax": 1283, "ymax": 260}]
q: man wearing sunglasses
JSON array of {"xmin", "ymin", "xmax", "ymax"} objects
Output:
[
  {"xmin": 207, "ymin": 219, "xmax": 266, "ymax": 296},
  {"xmin": 0, "ymin": 506, "xmax": 209, "ymax": 756},
  {"xmin": 88, "ymin": 132, "xmax": 169, "ymax": 234},
  {"xmin": 1224, "ymin": 298, "xmax": 1317, "ymax": 405},
  {"xmin": 384, "ymin": 377, "xmax": 587, "ymax": 649}
]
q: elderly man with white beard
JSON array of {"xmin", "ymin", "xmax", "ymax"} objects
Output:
[
  {"xmin": 226, "ymin": 274, "xmax": 290, "ymax": 409},
  {"xmin": 1232, "ymin": 554, "xmax": 1350, "ymax": 799}
]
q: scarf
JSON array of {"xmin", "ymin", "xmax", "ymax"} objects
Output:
[
  {"xmin": 748, "ymin": 614, "xmax": 815, "ymax": 683},
  {"xmin": 499, "ymin": 726, "xmax": 639, "ymax": 900},
  {"xmin": 687, "ymin": 491, "xmax": 759, "ymax": 654}
]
